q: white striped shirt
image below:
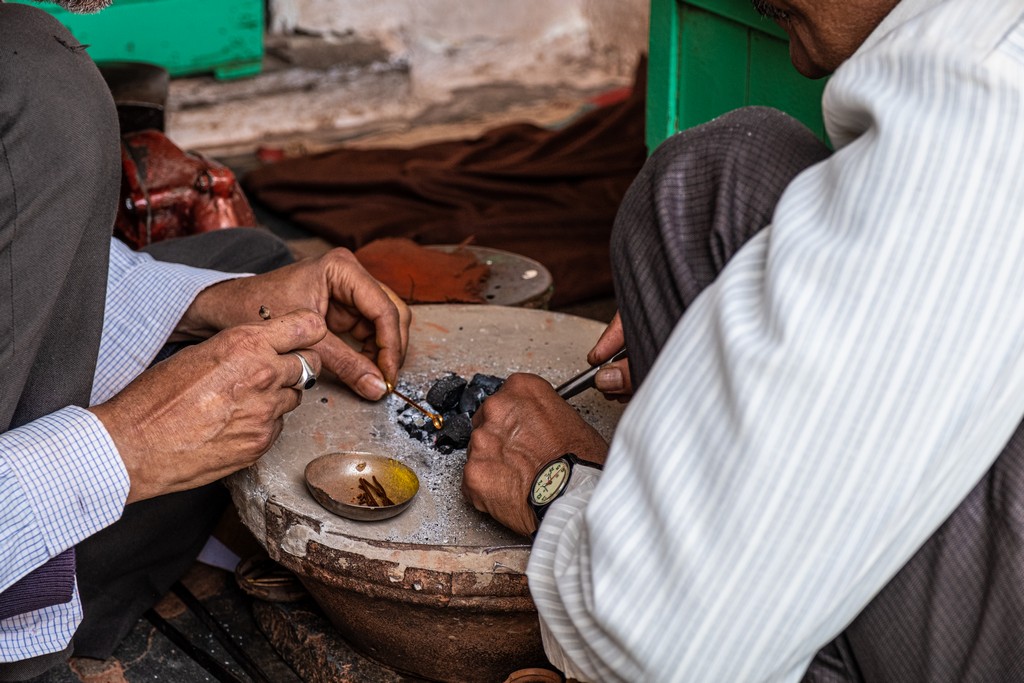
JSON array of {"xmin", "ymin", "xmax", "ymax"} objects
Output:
[
  {"xmin": 528, "ymin": 0, "xmax": 1024, "ymax": 680},
  {"xmin": 0, "ymin": 239, "xmax": 235, "ymax": 661}
]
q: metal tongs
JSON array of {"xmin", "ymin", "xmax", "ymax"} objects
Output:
[{"xmin": 555, "ymin": 348, "xmax": 628, "ymax": 400}]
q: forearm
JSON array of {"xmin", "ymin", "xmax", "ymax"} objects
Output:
[{"xmin": 172, "ymin": 276, "xmax": 265, "ymax": 341}]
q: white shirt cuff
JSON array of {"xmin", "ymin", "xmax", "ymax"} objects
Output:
[{"xmin": 529, "ymin": 465, "xmax": 602, "ymax": 681}]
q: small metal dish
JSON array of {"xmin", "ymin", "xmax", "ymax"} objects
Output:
[{"xmin": 304, "ymin": 452, "xmax": 419, "ymax": 521}]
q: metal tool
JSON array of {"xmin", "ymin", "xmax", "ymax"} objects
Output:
[{"xmin": 555, "ymin": 348, "xmax": 628, "ymax": 400}]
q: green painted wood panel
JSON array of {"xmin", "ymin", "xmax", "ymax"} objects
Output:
[
  {"xmin": 647, "ymin": 0, "xmax": 828, "ymax": 152},
  {"xmin": 676, "ymin": 6, "xmax": 750, "ymax": 136},
  {"xmin": 8, "ymin": 0, "xmax": 264, "ymax": 80},
  {"xmin": 747, "ymin": 31, "xmax": 827, "ymax": 139},
  {"xmin": 647, "ymin": 0, "xmax": 682, "ymax": 148}
]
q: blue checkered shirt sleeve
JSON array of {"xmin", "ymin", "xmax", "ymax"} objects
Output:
[
  {"xmin": 0, "ymin": 407, "xmax": 125, "ymax": 660},
  {"xmin": 2, "ymin": 238, "xmax": 243, "ymax": 660},
  {"xmin": 91, "ymin": 238, "xmax": 243, "ymax": 404}
]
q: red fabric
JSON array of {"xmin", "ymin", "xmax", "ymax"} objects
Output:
[{"xmin": 243, "ymin": 60, "xmax": 646, "ymax": 307}]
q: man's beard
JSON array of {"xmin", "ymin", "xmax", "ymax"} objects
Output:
[
  {"xmin": 32, "ymin": 0, "xmax": 112, "ymax": 13},
  {"xmin": 750, "ymin": 0, "xmax": 790, "ymax": 21}
]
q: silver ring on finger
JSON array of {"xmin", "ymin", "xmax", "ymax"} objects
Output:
[{"xmin": 289, "ymin": 351, "xmax": 317, "ymax": 390}]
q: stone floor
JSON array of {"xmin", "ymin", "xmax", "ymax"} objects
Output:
[
  {"xmin": 26, "ymin": 559, "xmax": 436, "ymax": 683},
  {"xmin": 28, "ymin": 562, "xmax": 298, "ymax": 683},
  {"xmin": 168, "ymin": 31, "xmax": 633, "ymax": 154}
]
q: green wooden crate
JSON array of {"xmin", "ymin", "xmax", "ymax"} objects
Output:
[
  {"xmin": 9, "ymin": 0, "xmax": 263, "ymax": 79},
  {"xmin": 647, "ymin": 0, "xmax": 828, "ymax": 151}
]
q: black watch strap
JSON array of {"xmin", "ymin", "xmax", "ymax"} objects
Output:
[{"xmin": 564, "ymin": 453, "xmax": 604, "ymax": 471}]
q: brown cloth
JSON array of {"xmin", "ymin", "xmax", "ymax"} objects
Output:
[
  {"xmin": 242, "ymin": 60, "xmax": 647, "ymax": 307},
  {"xmin": 355, "ymin": 238, "xmax": 489, "ymax": 303}
]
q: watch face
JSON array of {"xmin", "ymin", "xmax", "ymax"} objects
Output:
[{"xmin": 532, "ymin": 459, "xmax": 571, "ymax": 505}]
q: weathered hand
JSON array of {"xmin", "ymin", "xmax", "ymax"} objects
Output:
[
  {"xmin": 587, "ymin": 311, "xmax": 632, "ymax": 401},
  {"xmin": 462, "ymin": 373, "xmax": 608, "ymax": 537},
  {"xmin": 180, "ymin": 248, "xmax": 411, "ymax": 400},
  {"xmin": 90, "ymin": 310, "xmax": 326, "ymax": 504}
]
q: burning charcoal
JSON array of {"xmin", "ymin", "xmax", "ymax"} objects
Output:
[
  {"xmin": 458, "ymin": 374, "xmax": 505, "ymax": 415},
  {"xmin": 396, "ymin": 373, "xmax": 505, "ymax": 453},
  {"xmin": 435, "ymin": 412, "xmax": 473, "ymax": 454},
  {"xmin": 426, "ymin": 373, "xmax": 467, "ymax": 413}
]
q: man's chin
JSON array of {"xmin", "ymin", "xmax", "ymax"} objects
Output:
[
  {"xmin": 32, "ymin": 0, "xmax": 112, "ymax": 13},
  {"xmin": 788, "ymin": 40, "xmax": 831, "ymax": 79}
]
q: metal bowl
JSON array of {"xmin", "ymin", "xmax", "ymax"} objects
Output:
[{"xmin": 304, "ymin": 452, "xmax": 419, "ymax": 521}]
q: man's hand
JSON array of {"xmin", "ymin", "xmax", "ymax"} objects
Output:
[
  {"xmin": 90, "ymin": 310, "xmax": 326, "ymax": 504},
  {"xmin": 462, "ymin": 373, "xmax": 609, "ymax": 537},
  {"xmin": 179, "ymin": 248, "xmax": 411, "ymax": 400},
  {"xmin": 588, "ymin": 312, "xmax": 632, "ymax": 401}
]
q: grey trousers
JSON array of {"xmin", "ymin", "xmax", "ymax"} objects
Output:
[
  {"xmin": 1, "ymin": 5, "xmax": 118, "ymax": 679},
  {"xmin": 611, "ymin": 107, "xmax": 1024, "ymax": 682}
]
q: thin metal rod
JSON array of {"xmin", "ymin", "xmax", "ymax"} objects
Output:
[
  {"xmin": 171, "ymin": 582, "xmax": 273, "ymax": 683},
  {"xmin": 387, "ymin": 382, "xmax": 444, "ymax": 429},
  {"xmin": 145, "ymin": 609, "xmax": 246, "ymax": 683}
]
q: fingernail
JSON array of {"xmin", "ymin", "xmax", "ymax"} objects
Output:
[
  {"xmin": 358, "ymin": 374, "xmax": 388, "ymax": 399},
  {"xmin": 596, "ymin": 367, "xmax": 623, "ymax": 392}
]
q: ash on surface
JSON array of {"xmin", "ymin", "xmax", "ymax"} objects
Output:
[{"xmin": 397, "ymin": 373, "xmax": 504, "ymax": 453}]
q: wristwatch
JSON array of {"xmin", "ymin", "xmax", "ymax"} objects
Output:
[{"xmin": 528, "ymin": 453, "xmax": 603, "ymax": 529}]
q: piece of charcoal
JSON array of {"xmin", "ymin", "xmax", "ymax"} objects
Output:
[
  {"xmin": 470, "ymin": 373, "xmax": 504, "ymax": 394},
  {"xmin": 434, "ymin": 412, "xmax": 473, "ymax": 453},
  {"xmin": 426, "ymin": 373, "xmax": 467, "ymax": 413},
  {"xmin": 458, "ymin": 373, "xmax": 505, "ymax": 415}
]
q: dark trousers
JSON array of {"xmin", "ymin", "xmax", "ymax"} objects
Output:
[{"xmin": 612, "ymin": 107, "xmax": 1024, "ymax": 682}]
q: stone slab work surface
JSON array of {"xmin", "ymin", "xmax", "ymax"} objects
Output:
[{"xmin": 228, "ymin": 304, "xmax": 624, "ymax": 682}]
